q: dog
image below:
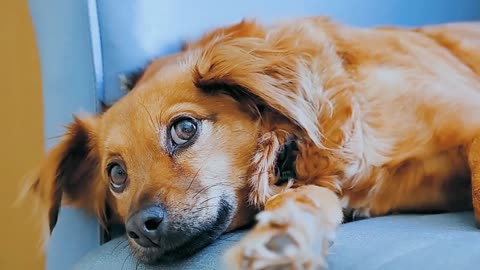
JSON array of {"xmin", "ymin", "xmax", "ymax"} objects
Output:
[{"xmin": 27, "ymin": 17, "xmax": 480, "ymax": 269}]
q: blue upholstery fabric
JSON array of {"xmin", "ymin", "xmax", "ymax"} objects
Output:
[
  {"xmin": 28, "ymin": 0, "xmax": 480, "ymax": 269},
  {"xmin": 74, "ymin": 212, "xmax": 480, "ymax": 270},
  {"xmin": 28, "ymin": 0, "xmax": 103, "ymax": 269}
]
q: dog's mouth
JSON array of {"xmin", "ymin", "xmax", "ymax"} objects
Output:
[{"xmin": 130, "ymin": 198, "xmax": 233, "ymax": 264}]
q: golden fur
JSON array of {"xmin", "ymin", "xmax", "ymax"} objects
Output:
[{"xmin": 26, "ymin": 17, "xmax": 480, "ymax": 269}]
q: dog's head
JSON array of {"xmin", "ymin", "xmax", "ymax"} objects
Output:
[{"xmin": 27, "ymin": 20, "xmax": 324, "ymax": 263}]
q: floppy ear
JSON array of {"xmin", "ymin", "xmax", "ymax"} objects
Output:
[
  {"xmin": 25, "ymin": 116, "xmax": 107, "ymax": 234},
  {"xmin": 193, "ymin": 32, "xmax": 323, "ymax": 146}
]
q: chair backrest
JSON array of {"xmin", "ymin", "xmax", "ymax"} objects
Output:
[{"xmin": 28, "ymin": 0, "xmax": 480, "ymax": 269}]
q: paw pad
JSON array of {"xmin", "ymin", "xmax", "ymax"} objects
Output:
[{"xmin": 265, "ymin": 232, "xmax": 297, "ymax": 256}]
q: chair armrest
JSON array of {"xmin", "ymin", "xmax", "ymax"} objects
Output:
[{"xmin": 28, "ymin": 0, "xmax": 103, "ymax": 269}]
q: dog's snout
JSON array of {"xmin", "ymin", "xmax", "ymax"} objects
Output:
[{"xmin": 126, "ymin": 205, "xmax": 165, "ymax": 247}]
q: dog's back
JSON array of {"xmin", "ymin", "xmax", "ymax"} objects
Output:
[{"xmin": 418, "ymin": 22, "xmax": 480, "ymax": 76}]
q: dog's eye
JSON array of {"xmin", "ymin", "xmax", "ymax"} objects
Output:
[
  {"xmin": 108, "ymin": 163, "xmax": 128, "ymax": 192},
  {"xmin": 170, "ymin": 118, "xmax": 197, "ymax": 145}
]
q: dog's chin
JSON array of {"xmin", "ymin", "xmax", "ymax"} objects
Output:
[{"xmin": 131, "ymin": 198, "xmax": 233, "ymax": 264}]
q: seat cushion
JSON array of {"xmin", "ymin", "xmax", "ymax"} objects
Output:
[{"xmin": 74, "ymin": 212, "xmax": 480, "ymax": 270}]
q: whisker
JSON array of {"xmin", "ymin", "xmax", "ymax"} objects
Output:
[
  {"xmin": 45, "ymin": 134, "xmax": 64, "ymax": 141},
  {"xmin": 111, "ymin": 238, "xmax": 129, "ymax": 254},
  {"xmin": 189, "ymin": 196, "xmax": 225, "ymax": 215},
  {"xmin": 190, "ymin": 205, "xmax": 217, "ymax": 215},
  {"xmin": 138, "ymin": 100, "xmax": 157, "ymax": 131},
  {"xmin": 119, "ymin": 242, "xmax": 130, "ymax": 252},
  {"xmin": 186, "ymin": 164, "xmax": 203, "ymax": 192},
  {"xmin": 135, "ymin": 258, "xmax": 142, "ymax": 270},
  {"xmin": 191, "ymin": 182, "xmax": 232, "ymax": 199},
  {"xmin": 197, "ymin": 195, "xmax": 224, "ymax": 206},
  {"xmin": 121, "ymin": 251, "xmax": 133, "ymax": 270},
  {"xmin": 184, "ymin": 145, "xmax": 219, "ymax": 192}
]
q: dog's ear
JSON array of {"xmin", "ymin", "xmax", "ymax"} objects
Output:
[
  {"xmin": 193, "ymin": 34, "xmax": 323, "ymax": 146},
  {"xmin": 25, "ymin": 115, "xmax": 107, "ymax": 234}
]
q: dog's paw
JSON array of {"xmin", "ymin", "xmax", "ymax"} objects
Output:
[{"xmin": 224, "ymin": 207, "xmax": 331, "ymax": 270}]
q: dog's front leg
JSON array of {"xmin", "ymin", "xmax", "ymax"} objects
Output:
[
  {"xmin": 225, "ymin": 185, "xmax": 343, "ymax": 270},
  {"xmin": 467, "ymin": 137, "xmax": 480, "ymax": 227}
]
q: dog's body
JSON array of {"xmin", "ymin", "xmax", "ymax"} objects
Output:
[{"xmin": 28, "ymin": 17, "xmax": 480, "ymax": 269}]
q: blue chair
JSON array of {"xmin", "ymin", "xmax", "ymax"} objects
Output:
[{"xmin": 28, "ymin": 1, "xmax": 480, "ymax": 269}]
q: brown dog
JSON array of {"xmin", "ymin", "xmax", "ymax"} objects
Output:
[{"xmin": 27, "ymin": 17, "xmax": 480, "ymax": 269}]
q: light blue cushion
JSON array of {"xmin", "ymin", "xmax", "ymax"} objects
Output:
[{"xmin": 74, "ymin": 212, "xmax": 480, "ymax": 270}]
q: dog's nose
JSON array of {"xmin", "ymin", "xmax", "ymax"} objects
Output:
[{"xmin": 126, "ymin": 205, "xmax": 165, "ymax": 247}]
